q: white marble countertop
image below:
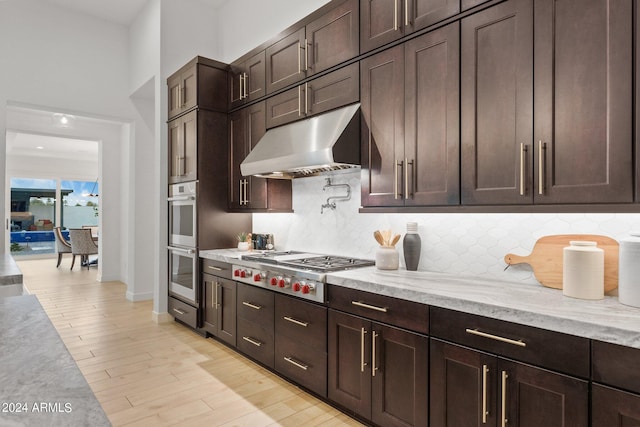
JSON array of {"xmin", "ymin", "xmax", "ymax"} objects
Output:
[
  {"xmin": 200, "ymin": 249, "xmax": 640, "ymax": 350},
  {"xmin": 0, "ymin": 295, "xmax": 111, "ymax": 426}
]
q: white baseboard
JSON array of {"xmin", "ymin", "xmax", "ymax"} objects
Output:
[
  {"xmin": 125, "ymin": 291, "xmax": 154, "ymax": 302},
  {"xmin": 152, "ymin": 311, "xmax": 172, "ymax": 324}
]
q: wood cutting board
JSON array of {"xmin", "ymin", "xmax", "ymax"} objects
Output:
[{"xmin": 504, "ymin": 234, "xmax": 619, "ymax": 292}]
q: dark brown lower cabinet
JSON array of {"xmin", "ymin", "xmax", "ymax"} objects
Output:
[
  {"xmin": 328, "ymin": 309, "xmax": 428, "ymax": 427},
  {"xmin": 236, "ymin": 283, "xmax": 274, "ymax": 368},
  {"xmin": 430, "ymin": 339, "xmax": 588, "ymax": 427},
  {"xmin": 202, "ymin": 273, "xmax": 236, "ymax": 347},
  {"xmin": 592, "ymin": 384, "xmax": 640, "ymax": 427}
]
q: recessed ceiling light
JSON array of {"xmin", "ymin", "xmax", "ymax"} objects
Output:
[{"xmin": 36, "ymin": 146, "xmax": 44, "ymax": 150}]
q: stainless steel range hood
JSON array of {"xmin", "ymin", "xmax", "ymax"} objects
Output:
[{"xmin": 240, "ymin": 103, "xmax": 360, "ymax": 179}]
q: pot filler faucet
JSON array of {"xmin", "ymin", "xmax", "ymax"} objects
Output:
[{"xmin": 321, "ymin": 178, "xmax": 351, "ymax": 214}]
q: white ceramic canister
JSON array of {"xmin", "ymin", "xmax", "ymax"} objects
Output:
[
  {"xmin": 375, "ymin": 246, "xmax": 399, "ymax": 270},
  {"xmin": 618, "ymin": 232, "xmax": 640, "ymax": 308},
  {"xmin": 563, "ymin": 241, "xmax": 604, "ymax": 300}
]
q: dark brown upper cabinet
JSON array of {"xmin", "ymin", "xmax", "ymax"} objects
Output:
[
  {"xmin": 265, "ymin": 0, "xmax": 359, "ymax": 95},
  {"xmin": 360, "ymin": 0, "xmax": 459, "ymax": 54},
  {"xmin": 462, "ymin": 0, "xmax": 633, "ymax": 206},
  {"xmin": 229, "ymin": 102, "xmax": 292, "ymax": 212},
  {"xmin": 167, "ymin": 56, "xmax": 228, "ymax": 119},
  {"xmin": 168, "ymin": 110, "xmax": 197, "ymax": 184},
  {"xmin": 229, "ymin": 51, "xmax": 266, "ymax": 110},
  {"xmin": 265, "ymin": 62, "xmax": 359, "ymax": 129},
  {"xmin": 361, "ymin": 23, "xmax": 460, "ymax": 207}
]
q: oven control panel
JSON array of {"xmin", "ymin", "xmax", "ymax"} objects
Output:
[{"xmin": 232, "ymin": 265, "xmax": 324, "ymax": 303}]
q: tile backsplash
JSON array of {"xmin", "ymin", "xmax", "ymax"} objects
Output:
[{"xmin": 252, "ymin": 170, "xmax": 640, "ymax": 285}]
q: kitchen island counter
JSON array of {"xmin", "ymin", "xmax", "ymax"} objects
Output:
[{"xmin": 0, "ymin": 295, "xmax": 111, "ymax": 426}]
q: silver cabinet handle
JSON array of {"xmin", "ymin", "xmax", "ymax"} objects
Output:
[
  {"xmin": 283, "ymin": 316, "xmax": 308, "ymax": 327},
  {"xmin": 181, "ymin": 83, "xmax": 186, "ymax": 107},
  {"xmin": 304, "ymin": 38, "xmax": 309, "ymax": 71},
  {"xmin": 244, "ymin": 179, "xmax": 249, "ymax": 205},
  {"xmin": 207, "ymin": 265, "xmax": 222, "ymax": 271},
  {"xmin": 215, "ymin": 282, "xmax": 219, "ymax": 308},
  {"xmin": 501, "ymin": 371, "xmax": 508, "ymax": 427},
  {"xmin": 482, "ymin": 364, "xmax": 489, "ymax": 424},
  {"xmin": 284, "ymin": 356, "xmax": 308, "ymax": 371},
  {"xmin": 465, "ymin": 328, "xmax": 526, "ymax": 347},
  {"xmin": 304, "ymin": 82, "xmax": 309, "ymax": 115},
  {"xmin": 352, "ymin": 300, "xmax": 388, "ymax": 313},
  {"xmin": 239, "ymin": 73, "xmax": 244, "ymax": 100},
  {"xmin": 406, "ymin": 158, "xmax": 414, "ymax": 199},
  {"xmin": 172, "ymin": 308, "xmax": 186, "ymax": 315},
  {"xmin": 538, "ymin": 140, "xmax": 546, "ymax": 195},
  {"xmin": 242, "ymin": 336, "xmax": 262, "ymax": 347},
  {"xmin": 372, "ymin": 331, "xmax": 379, "ymax": 377},
  {"xmin": 405, "ymin": 0, "xmax": 410, "ymax": 26},
  {"xmin": 360, "ymin": 327, "xmax": 367, "ymax": 372},
  {"xmin": 298, "ymin": 85, "xmax": 302, "ymax": 117},
  {"xmin": 520, "ymin": 143, "xmax": 527, "ymax": 196},
  {"xmin": 243, "ymin": 72, "xmax": 248, "ymax": 99},
  {"xmin": 393, "ymin": 0, "xmax": 399, "ymax": 31},
  {"xmin": 242, "ymin": 301, "xmax": 262, "ymax": 310},
  {"xmin": 298, "ymin": 41, "xmax": 302, "ymax": 74},
  {"xmin": 238, "ymin": 179, "xmax": 243, "ymax": 205},
  {"xmin": 394, "ymin": 160, "xmax": 404, "ymax": 200}
]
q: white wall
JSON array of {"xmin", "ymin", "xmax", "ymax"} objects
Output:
[
  {"xmin": 0, "ymin": 0, "xmax": 134, "ymax": 286},
  {"xmin": 217, "ymin": 0, "xmax": 331, "ymax": 63}
]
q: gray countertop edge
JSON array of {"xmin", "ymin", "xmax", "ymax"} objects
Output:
[
  {"xmin": 200, "ymin": 249, "xmax": 640, "ymax": 350},
  {"xmin": 0, "ymin": 254, "xmax": 23, "ymax": 286}
]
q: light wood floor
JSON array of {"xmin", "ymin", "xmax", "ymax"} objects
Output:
[{"xmin": 17, "ymin": 258, "xmax": 363, "ymax": 427}]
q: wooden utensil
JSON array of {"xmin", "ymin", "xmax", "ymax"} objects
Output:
[
  {"xmin": 390, "ymin": 234, "xmax": 401, "ymax": 247},
  {"xmin": 374, "ymin": 230, "xmax": 385, "ymax": 246},
  {"xmin": 504, "ymin": 234, "xmax": 619, "ymax": 292}
]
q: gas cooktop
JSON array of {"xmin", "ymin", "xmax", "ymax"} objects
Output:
[{"xmin": 241, "ymin": 251, "xmax": 374, "ymax": 272}]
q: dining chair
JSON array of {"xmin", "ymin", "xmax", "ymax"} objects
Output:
[
  {"xmin": 53, "ymin": 227, "xmax": 72, "ymax": 268},
  {"xmin": 69, "ymin": 228, "xmax": 98, "ymax": 270}
]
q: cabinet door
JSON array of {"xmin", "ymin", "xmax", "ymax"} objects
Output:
[
  {"xmin": 167, "ymin": 72, "xmax": 183, "ymax": 119},
  {"xmin": 307, "ymin": 62, "xmax": 359, "ymax": 117},
  {"xmin": 265, "ymin": 85, "xmax": 303, "ymax": 129},
  {"xmin": 360, "ymin": 45, "xmax": 405, "ymax": 207},
  {"xmin": 405, "ymin": 23, "xmax": 459, "ymax": 206},
  {"xmin": 168, "ymin": 111, "xmax": 197, "ymax": 184},
  {"xmin": 592, "ymin": 384, "xmax": 640, "ymax": 427},
  {"xmin": 534, "ymin": 0, "xmax": 633, "ymax": 203},
  {"xmin": 216, "ymin": 277, "xmax": 236, "ymax": 347},
  {"xmin": 245, "ymin": 51, "xmax": 266, "ymax": 101},
  {"xmin": 461, "ymin": 0, "xmax": 533, "ymax": 205},
  {"xmin": 202, "ymin": 274, "xmax": 217, "ymax": 335},
  {"xmin": 229, "ymin": 64, "xmax": 245, "ymax": 110},
  {"xmin": 371, "ymin": 323, "xmax": 428, "ymax": 427},
  {"xmin": 266, "ymin": 28, "xmax": 306, "ymax": 94},
  {"xmin": 500, "ymin": 359, "xmax": 588, "ymax": 427},
  {"xmin": 408, "ymin": 0, "xmax": 459, "ymax": 34},
  {"xmin": 360, "ymin": 0, "xmax": 405, "ymax": 53},
  {"xmin": 307, "ymin": 0, "xmax": 359, "ymax": 75},
  {"xmin": 430, "ymin": 339, "xmax": 497, "ymax": 427},
  {"xmin": 328, "ymin": 309, "xmax": 372, "ymax": 420},
  {"xmin": 246, "ymin": 102, "xmax": 268, "ymax": 209},
  {"xmin": 181, "ymin": 64, "xmax": 197, "ymax": 114}
]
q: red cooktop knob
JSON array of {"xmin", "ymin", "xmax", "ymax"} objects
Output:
[
  {"xmin": 234, "ymin": 269, "xmax": 240, "ymax": 277},
  {"xmin": 270, "ymin": 277, "xmax": 278, "ymax": 286},
  {"xmin": 240, "ymin": 270, "xmax": 247, "ymax": 278},
  {"xmin": 253, "ymin": 273, "xmax": 262, "ymax": 282},
  {"xmin": 301, "ymin": 284, "xmax": 310, "ymax": 294},
  {"xmin": 292, "ymin": 282, "xmax": 301, "ymax": 292},
  {"xmin": 278, "ymin": 279, "xmax": 286, "ymax": 288}
]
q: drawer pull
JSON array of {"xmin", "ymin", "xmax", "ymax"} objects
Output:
[
  {"xmin": 172, "ymin": 308, "xmax": 186, "ymax": 316},
  {"xmin": 372, "ymin": 331, "xmax": 379, "ymax": 377},
  {"xmin": 360, "ymin": 327, "xmax": 367, "ymax": 372},
  {"xmin": 482, "ymin": 364, "xmax": 489, "ymax": 424},
  {"xmin": 284, "ymin": 356, "xmax": 308, "ymax": 371},
  {"xmin": 283, "ymin": 316, "xmax": 308, "ymax": 327},
  {"xmin": 352, "ymin": 301, "xmax": 388, "ymax": 313},
  {"xmin": 242, "ymin": 301, "xmax": 262, "ymax": 310},
  {"xmin": 465, "ymin": 328, "xmax": 526, "ymax": 347},
  {"xmin": 242, "ymin": 336, "xmax": 262, "ymax": 347},
  {"xmin": 207, "ymin": 265, "xmax": 223, "ymax": 271}
]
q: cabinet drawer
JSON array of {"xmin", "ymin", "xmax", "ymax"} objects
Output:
[
  {"xmin": 168, "ymin": 296, "xmax": 198, "ymax": 329},
  {"xmin": 237, "ymin": 317, "xmax": 274, "ymax": 368},
  {"xmin": 275, "ymin": 295, "xmax": 327, "ymax": 351},
  {"xmin": 201, "ymin": 259, "xmax": 232, "ymax": 279},
  {"xmin": 430, "ymin": 307, "xmax": 589, "ymax": 378},
  {"xmin": 237, "ymin": 283, "xmax": 274, "ymax": 327},
  {"xmin": 327, "ymin": 285, "xmax": 429, "ymax": 334},
  {"xmin": 593, "ymin": 340, "xmax": 640, "ymax": 394},
  {"xmin": 275, "ymin": 334, "xmax": 327, "ymax": 397}
]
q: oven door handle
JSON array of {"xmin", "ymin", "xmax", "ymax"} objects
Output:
[
  {"xmin": 168, "ymin": 246, "xmax": 196, "ymax": 255},
  {"xmin": 168, "ymin": 195, "xmax": 196, "ymax": 202}
]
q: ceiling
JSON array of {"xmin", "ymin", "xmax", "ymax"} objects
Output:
[
  {"xmin": 6, "ymin": 132, "xmax": 98, "ymax": 163},
  {"xmin": 38, "ymin": 0, "xmax": 229, "ymax": 26}
]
